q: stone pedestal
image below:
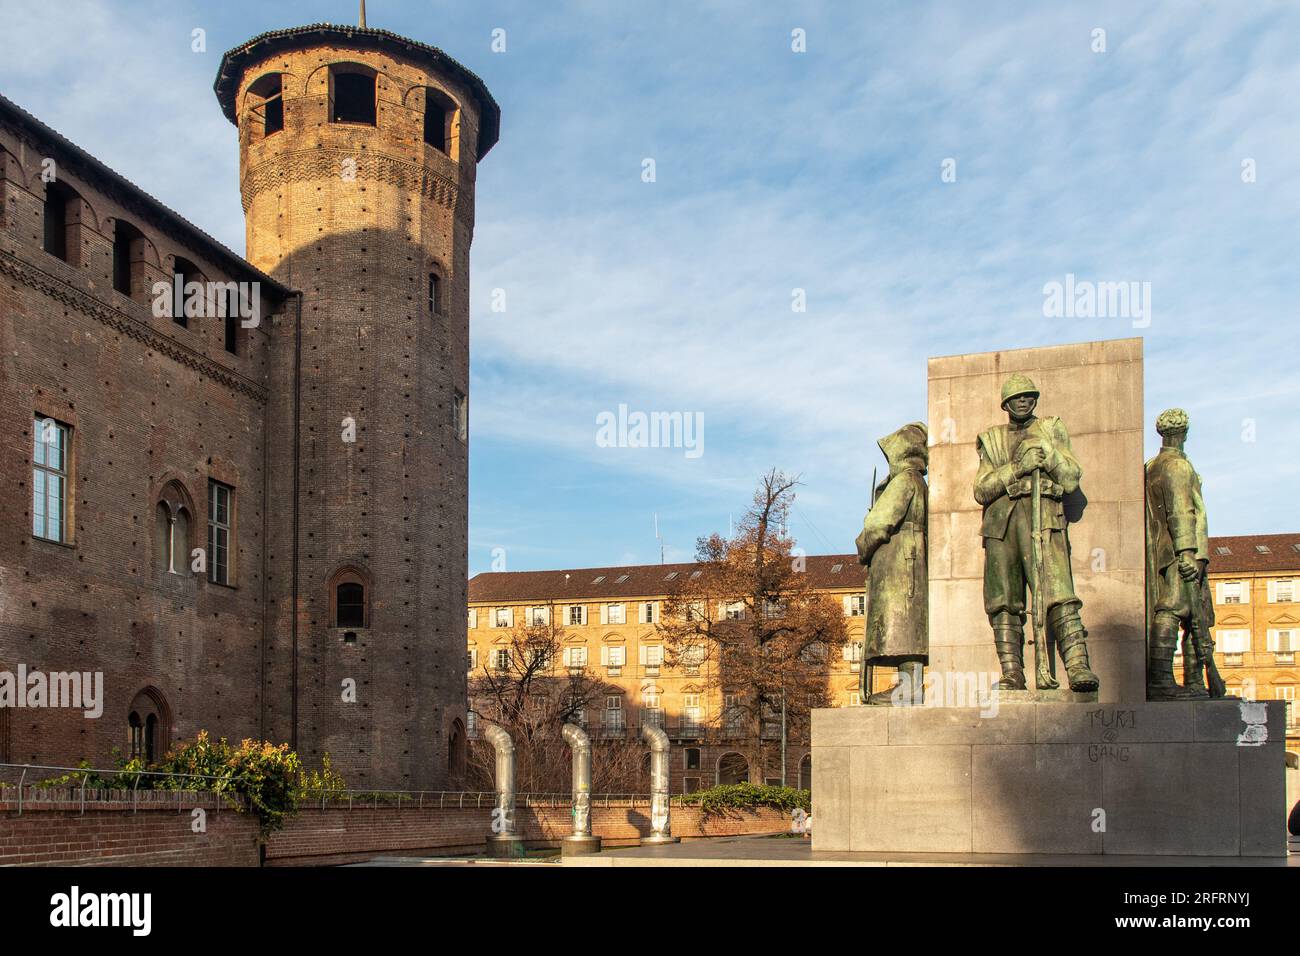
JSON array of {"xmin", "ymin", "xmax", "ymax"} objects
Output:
[
  {"xmin": 811, "ymin": 701, "xmax": 1288, "ymax": 857},
  {"xmin": 484, "ymin": 834, "xmax": 527, "ymax": 858}
]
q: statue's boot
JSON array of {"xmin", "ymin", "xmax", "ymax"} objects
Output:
[
  {"xmin": 867, "ymin": 662, "xmax": 923, "ymax": 706},
  {"xmin": 1179, "ymin": 636, "xmax": 1211, "ymax": 699},
  {"xmin": 1147, "ymin": 614, "xmax": 1200, "ymax": 700},
  {"xmin": 1051, "ymin": 605, "xmax": 1099, "ymax": 692},
  {"xmin": 991, "ymin": 614, "xmax": 1026, "ymax": 690}
]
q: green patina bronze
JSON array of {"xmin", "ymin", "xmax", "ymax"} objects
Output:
[
  {"xmin": 855, "ymin": 422, "xmax": 929, "ymax": 705},
  {"xmin": 974, "ymin": 375, "xmax": 1099, "ymax": 692},
  {"xmin": 1145, "ymin": 408, "xmax": 1227, "ymax": 700}
]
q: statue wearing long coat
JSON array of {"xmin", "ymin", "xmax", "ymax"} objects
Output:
[{"xmin": 855, "ymin": 423, "xmax": 929, "ymax": 678}]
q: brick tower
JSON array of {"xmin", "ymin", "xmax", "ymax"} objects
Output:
[{"xmin": 214, "ymin": 24, "xmax": 499, "ymax": 788}]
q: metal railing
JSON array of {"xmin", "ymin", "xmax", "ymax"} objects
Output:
[
  {"xmin": 0, "ymin": 762, "xmax": 241, "ymax": 816},
  {"xmin": 0, "ymin": 762, "xmax": 701, "ymax": 815}
]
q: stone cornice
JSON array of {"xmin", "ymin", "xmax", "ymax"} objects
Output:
[{"xmin": 0, "ymin": 248, "xmax": 270, "ymax": 404}]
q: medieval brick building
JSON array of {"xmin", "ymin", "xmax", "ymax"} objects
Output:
[{"xmin": 0, "ymin": 23, "xmax": 498, "ymax": 789}]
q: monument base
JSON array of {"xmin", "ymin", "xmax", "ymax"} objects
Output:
[
  {"xmin": 484, "ymin": 834, "xmax": 527, "ymax": 858},
  {"xmin": 996, "ymin": 688, "xmax": 1099, "ymax": 703},
  {"xmin": 811, "ymin": 700, "xmax": 1287, "ymax": 857},
  {"xmin": 561, "ymin": 834, "xmax": 603, "ymax": 856}
]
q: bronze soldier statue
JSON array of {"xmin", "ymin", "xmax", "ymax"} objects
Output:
[
  {"xmin": 855, "ymin": 422, "xmax": 928, "ymax": 705},
  {"xmin": 974, "ymin": 374, "xmax": 1098, "ymax": 692},
  {"xmin": 1145, "ymin": 408, "xmax": 1224, "ymax": 700}
]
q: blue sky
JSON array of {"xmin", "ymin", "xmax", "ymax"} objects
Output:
[{"xmin": 3, "ymin": 0, "xmax": 1297, "ymax": 574}]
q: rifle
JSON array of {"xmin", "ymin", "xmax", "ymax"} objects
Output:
[
  {"xmin": 1185, "ymin": 575, "xmax": 1226, "ymax": 697},
  {"xmin": 863, "ymin": 466, "xmax": 878, "ymax": 702},
  {"xmin": 1030, "ymin": 467, "xmax": 1058, "ymax": 689}
]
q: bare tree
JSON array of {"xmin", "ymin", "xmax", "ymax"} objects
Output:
[
  {"xmin": 658, "ymin": 469, "xmax": 849, "ymax": 784},
  {"xmin": 467, "ymin": 616, "xmax": 645, "ymax": 794}
]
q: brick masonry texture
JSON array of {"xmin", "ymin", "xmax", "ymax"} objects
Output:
[
  {"xmin": 0, "ymin": 798, "xmax": 787, "ymax": 867},
  {"xmin": 0, "ymin": 27, "xmax": 494, "ymax": 790}
]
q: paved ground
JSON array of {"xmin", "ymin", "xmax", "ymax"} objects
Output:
[{"xmin": 351, "ymin": 833, "xmax": 1299, "ymax": 867}]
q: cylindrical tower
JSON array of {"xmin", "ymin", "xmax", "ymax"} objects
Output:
[{"xmin": 214, "ymin": 25, "xmax": 498, "ymax": 788}]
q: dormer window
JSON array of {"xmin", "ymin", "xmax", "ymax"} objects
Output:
[{"xmin": 330, "ymin": 66, "xmax": 376, "ymax": 125}]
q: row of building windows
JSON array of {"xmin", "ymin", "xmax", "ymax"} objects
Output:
[
  {"xmin": 1217, "ymin": 579, "xmax": 1297, "ymax": 603},
  {"xmin": 40, "ymin": 185, "xmax": 245, "ymax": 356},
  {"xmin": 245, "ymin": 67, "xmax": 460, "ymax": 157},
  {"xmin": 32, "ymin": 415, "xmax": 234, "ymax": 586},
  {"xmin": 468, "ymin": 594, "xmax": 866, "ymax": 630},
  {"xmin": 31, "ymin": 413, "xmax": 384, "ymax": 629}
]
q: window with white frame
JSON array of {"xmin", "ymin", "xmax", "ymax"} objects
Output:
[
  {"xmin": 604, "ymin": 603, "xmax": 625, "ymax": 625},
  {"xmin": 843, "ymin": 640, "xmax": 863, "ymax": 671},
  {"xmin": 848, "ymin": 691, "xmax": 861, "ymax": 707},
  {"xmin": 723, "ymin": 601, "xmax": 745, "ymax": 621},
  {"xmin": 1215, "ymin": 629, "xmax": 1250, "ymax": 664},
  {"xmin": 492, "ymin": 648, "xmax": 510, "ymax": 671},
  {"xmin": 641, "ymin": 643, "xmax": 663, "ymax": 675},
  {"xmin": 208, "ymin": 480, "xmax": 233, "ymax": 585},
  {"xmin": 602, "ymin": 644, "xmax": 625, "ymax": 672},
  {"xmin": 563, "ymin": 645, "xmax": 588, "ymax": 669},
  {"xmin": 568, "ymin": 604, "xmax": 587, "ymax": 626},
  {"xmin": 1267, "ymin": 628, "xmax": 1295, "ymax": 662},
  {"xmin": 467, "ymin": 646, "xmax": 478, "ymax": 671},
  {"xmin": 638, "ymin": 601, "xmax": 658, "ymax": 624},
  {"xmin": 32, "ymin": 416, "xmax": 69, "ymax": 542},
  {"xmin": 466, "ymin": 710, "xmax": 478, "ymax": 738},
  {"xmin": 467, "ymin": 608, "xmax": 478, "ymax": 629},
  {"xmin": 1219, "ymin": 581, "xmax": 1244, "ymax": 604},
  {"xmin": 493, "ymin": 607, "xmax": 513, "ymax": 628},
  {"xmin": 683, "ymin": 694, "xmax": 702, "ymax": 731},
  {"xmin": 681, "ymin": 644, "xmax": 704, "ymax": 675},
  {"xmin": 605, "ymin": 695, "xmax": 624, "ymax": 730},
  {"xmin": 1272, "ymin": 578, "xmax": 1294, "ymax": 603},
  {"xmin": 529, "ymin": 606, "xmax": 549, "ymax": 627},
  {"xmin": 847, "ymin": 594, "xmax": 866, "ymax": 617},
  {"xmin": 641, "ymin": 691, "xmax": 663, "ymax": 727}
]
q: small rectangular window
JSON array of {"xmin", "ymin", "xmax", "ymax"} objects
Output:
[
  {"xmin": 32, "ymin": 416, "xmax": 69, "ymax": 542},
  {"xmin": 208, "ymin": 480, "xmax": 232, "ymax": 585},
  {"xmin": 43, "ymin": 187, "xmax": 69, "ymax": 261},
  {"xmin": 429, "ymin": 273, "xmax": 443, "ymax": 316},
  {"xmin": 331, "ymin": 70, "xmax": 376, "ymax": 125},
  {"xmin": 264, "ymin": 95, "xmax": 284, "ymax": 135}
]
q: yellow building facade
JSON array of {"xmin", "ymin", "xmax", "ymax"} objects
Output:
[
  {"xmin": 1201, "ymin": 533, "xmax": 1300, "ymax": 752},
  {"xmin": 467, "ymin": 534, "xmax": 1299, "ymax": 794}
]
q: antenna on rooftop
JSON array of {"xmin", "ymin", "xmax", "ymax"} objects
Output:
[{"xmin": 654, "ymin": 513, "xmax": 665, "ymax": 565}]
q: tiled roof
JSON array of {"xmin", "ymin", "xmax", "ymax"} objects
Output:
[
  {"xmin": 468, "ymin": 554, "xmax": 863, "ymax": 604},
  {"xmin": 1208, "ymin": 534, "xmax": 1300, "ymax": 574},
  {"xmin": 0, "ymin": 93, "xmax": 292, "ymax": 297},
  {"xmin": 213, "ymin": 24, "xmax": 500, "ymax": 160}
]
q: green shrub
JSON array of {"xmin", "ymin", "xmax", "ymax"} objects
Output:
[
  {"xmin": 681, "ymin": 782, "xmax": 811, "ymax": 815},
  {"xmin": 157, "ymin": 732, "xmax": 302, "ymax": 837}
]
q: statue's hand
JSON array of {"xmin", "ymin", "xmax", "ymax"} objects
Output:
[
  {"xmin": 1015, "ymin": 446, "xmax": 1046, "ymax": 477},
  {"xmin": 1177, "ymin": 551, "xmax": 1199, "ymax": 581}
]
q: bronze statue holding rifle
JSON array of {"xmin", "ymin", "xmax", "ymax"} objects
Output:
[
  {"xmin": 1144, "ymin": 408, "xmax": 1227, "ymax": 700},
  {"xmin": 974, "ymin": 374, "xmax": 1099, "ymax": 692}
]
